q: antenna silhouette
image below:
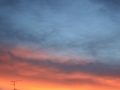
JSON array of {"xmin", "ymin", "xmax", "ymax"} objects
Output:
[{"xmin": 11, "ymin": 80, "xmax": 22, "ymax": 90}]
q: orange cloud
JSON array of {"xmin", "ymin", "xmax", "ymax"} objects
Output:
[{"xmin": 0, "ymin": 45, "xmax": 120, "ymax": 90}]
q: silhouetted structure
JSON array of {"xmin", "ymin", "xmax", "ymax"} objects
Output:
[{"xmin": 11, "ymin": 80, "xmax": 22, "ymax": 90}]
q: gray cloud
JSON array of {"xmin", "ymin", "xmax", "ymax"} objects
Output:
[
  {"xmin": 0, "ymin": 47, "xmax": 119, "ymax": 79},
  {"xmin": 0, "ymin": 47, "xmax": 120, "ymax": 87},
  {"xmin": 92, "ymin": 0, "xmax": 120, "ymax": 9},
  {"xmin": 1, "ymin": 44, "xmax": 120, "ymax": 90},
  {"xmin": 0, "ymin": 0, "xmax": 20, "ymax": 8},
  {"xmin": 0, "ymin": 0, "xmax": 120, "ymax": 63}
]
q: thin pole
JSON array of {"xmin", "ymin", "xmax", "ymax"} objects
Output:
[{"xmin": 11, "ymin": 80, "xmax": 22, "ymax": 90}]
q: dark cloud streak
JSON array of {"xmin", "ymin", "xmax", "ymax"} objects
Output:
[
  {"xmin": 1, "ymin": 46, "xmax": 120, "ymax": 78},
  {"xmin": 92, "ymin": 0, "xmax": 120, "ymax": 10},
  {"xmin": 0, "ymin": 0, "xmax": 120, "ymax": 63}
]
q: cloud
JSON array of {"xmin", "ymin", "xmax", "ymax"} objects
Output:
[
  {"xmin": 0, "ymin": 0, "xmax": 20, "ymax": 8},
  {"xmin": 0, "ymin": 0, "xmax": 120, "ymax": 90},
  {"xmin": 92, "ymin": 0, "xmax": 120, "ymax": 9},
  {"xmin": 0, "ymin": 0, "xmax": 120, "ymax": 62},
  {"xmin": 0, "ymin": 45, "xmax": 120, "ymax": 89}
]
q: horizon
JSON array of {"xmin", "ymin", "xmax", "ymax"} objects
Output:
[{"xmin": 0, "ymin": 0, "xmax": 120, "ymax": 90}]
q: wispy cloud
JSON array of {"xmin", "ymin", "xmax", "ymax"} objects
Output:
[
  {"xmin": 0, "ymin": 45, "xmax": 120, "ymax": 89},
  {"xmin": 0, "ymin": 0, "xmax": 120, "ymax": 90}
]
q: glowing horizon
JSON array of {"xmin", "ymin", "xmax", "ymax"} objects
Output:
[{"xmin": 0, "ymin": 0, "xmax": 120, "ymax": 90}]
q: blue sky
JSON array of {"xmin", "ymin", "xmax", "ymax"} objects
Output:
[
  {"xmin": 1, "ymin": 0, "xmax": 120, "ymax": 63},
  {"xmin": 0, "ymin": 0, "xmax": 120, "ymax": 90}
]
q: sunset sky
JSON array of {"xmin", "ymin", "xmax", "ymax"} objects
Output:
[{"xmin": 0, "ymin": 0, "xmax": 120, "ymax": 90}]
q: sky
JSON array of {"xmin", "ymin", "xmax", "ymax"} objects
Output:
[{"xmin": 0, "ymin": 0, "xmax": 120, "ymax": 90}]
